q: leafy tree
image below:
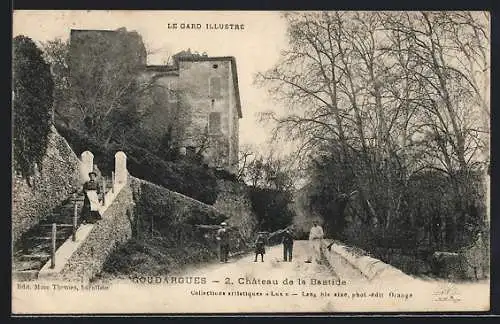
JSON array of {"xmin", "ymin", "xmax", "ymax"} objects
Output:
[
  {"xmin": 41, "ymin": 38, "xmax": 71, "ymax": 128},
  {"xmin": 12, "ymin": 35, "xmax": 54, "ymax": 180},
  {"xmin": 41, "ymin": 29, "xmax": 154, "ymax": 145}
]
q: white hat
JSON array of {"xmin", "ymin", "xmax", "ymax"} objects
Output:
[{"xmin": 220, "ymin": 222, "xmax": 227, "ymax": 226}]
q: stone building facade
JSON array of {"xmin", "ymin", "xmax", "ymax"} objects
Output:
[
  {"xmin": 138, "ymin": 50, "xmax": 242, "ymax": 174},
  {"xmin": 70, "ymin": 29, "xmax": 242, "ymax": 175}
]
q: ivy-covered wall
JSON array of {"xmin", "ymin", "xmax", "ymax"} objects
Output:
[{"xmin": 12, "ymin": 126, "xmax": 82, "ymax": 245}]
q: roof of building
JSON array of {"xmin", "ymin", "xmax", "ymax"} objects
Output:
[
  {"xmin": 70, "ymin": 28, "xmax": 135, "ymax": 37},
  {"xmin": 176, "ymin": 56, "xmax": 242, "ymax": 118},
  {"xmin": 71, "ymin": 29, "xmax": 118, "ymax": 33},
  {"xmin": 145, "ymin": 65, "xmax": 179, "ymax": 73}
]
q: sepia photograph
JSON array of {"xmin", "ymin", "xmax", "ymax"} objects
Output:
[{"xmin": 11, "ymin": 10, "xmax": 490, "ymax": 314}]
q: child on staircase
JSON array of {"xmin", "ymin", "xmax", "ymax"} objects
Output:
[{"xmin": 254, "ymin": 232, "xmax": 267, "ymax": 262}]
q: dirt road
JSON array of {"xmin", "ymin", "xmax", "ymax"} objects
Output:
[{"xmin": 12, "ymin": 241, "xmax": 489, "ymax": 313}]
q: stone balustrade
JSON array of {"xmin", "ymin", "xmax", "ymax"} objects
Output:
[{"xmin": 39, "ymin": 150, "xmax": 130, "ymax": 280}]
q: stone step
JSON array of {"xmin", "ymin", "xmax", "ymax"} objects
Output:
[
  {"xmin": 59, "ymin": 204, "xmax": 84, "ymax": 211},
  {"xmin": 29, "ymin": 235, "xmax": 70, "ymax": 240},
  {"xmin": 12, "ymin": 185, "xmax": 113, "ymax": 274},
  {"xmin": 19, "ymin": 253, "xmax": 51, "ymax": 260},
  {"xmin": 13, "ymin": 270, "xmax": 39, "ymax": 281},
  {"xmin": 39, "ymin": 224, "xmax": 75, "ymax": 228},
  {"xmin": 30, "ymin": 230, "xmax": 74, "ymax": 239},
  {"xmin": 13, "ymin": 258, "xmax": 45, "ymax": 270},
  {"xmin": 42, "ymin": 215, "xmax": 79, "ymax": 223}
]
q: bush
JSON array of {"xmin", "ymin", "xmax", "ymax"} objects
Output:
[
  {"xmin": 56, "ymin": 125, "xmax": 219, "ymax": 204},
  {"xmin": 12, "ymin": 35, "xmax": 54, "ymax": 179},
  {"xmin": 214, "ymin": 168, "xmax": 240, "ymax": 182},
  {"xmin": 102, "ymin": 238, "xmax": 217, "ymax": 276}
]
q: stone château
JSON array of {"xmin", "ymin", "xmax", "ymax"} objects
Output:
[{"xmin": 70, "ymin": 28, "xmax": 242, "ymax": 174}]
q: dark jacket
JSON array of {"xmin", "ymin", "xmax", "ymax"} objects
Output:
[
  {"xmin": 217, "ymin": 228, "xmax": 230, "ymax": 245},
  {"xmin": 282, "ymin": 231, "xmax": 294, "ymax": 246},
  {"xmin": 255, "ymin": 234, "xmax": 266, "ymax": 254},
  {"xmin": 83, "ymin": 180, "xmax": 101, "ymax": 193}
]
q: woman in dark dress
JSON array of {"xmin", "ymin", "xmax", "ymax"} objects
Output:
[{"xmin": 81, "ymin": 171, "xmax": 102, "ymax": 224}]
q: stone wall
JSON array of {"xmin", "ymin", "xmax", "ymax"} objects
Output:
[
  {"xmin": 130, "ymin": 176, "xmax": 226, "ymax": 229},
  {"xmin": 461, "ymin": 235, "xmax": 490, "ymax": 280},
  {"xmin": 321, "ymin": 240, "xmax": 414, "ymax": 282},
  {"xmin": 136, "ymin": 71, "xmax": 187, "ymax": 139},
  {"xmin": 429, "ymin": 234, "xmax": 490, "ymax": 280},
  {"xmin": 213, "ymin": 179, "xmax": 257, "ymax": 241},
  {"xmin": 179, "ymin": 59, "xmax": 238, "ymax": 173},
  {"xmin": 98, "ymin": 177, "xmax": 230, "ymax": 277},
  {"xmin": 12, "ymin": 125, "xmax": 82, "ymax": 245},
  {"xmin": 56, "ymin": 176, "xmax": 256, "ymax": 280},
  {"xmin": 134, "ymin": 57, "xmax": 240, "ymax": 174},
  {"xmin": 59, "ymin": 182, "xmax": 135, "ymax": 281}
]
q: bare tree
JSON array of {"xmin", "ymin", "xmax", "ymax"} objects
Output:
[
  {"xmin": 237, "ymin": 144, "xmax": 255, "ymax": 181},
  {"xmin": 256, "ymin": 11, "xmax": 489, "ymax": 246}
]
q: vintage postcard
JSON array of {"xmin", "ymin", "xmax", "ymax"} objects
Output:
[{"xmin": 11, "ymin": 10, "xmax": 490, "ymax": 314}]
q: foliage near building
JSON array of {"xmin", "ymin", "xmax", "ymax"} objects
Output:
[
  {"xmin": 57, "ymin": 125, "xmax": 219, "ymax": 204},
  {"xmin": 12, "ymin": 35, "xmax": 54, "ymax": 180}
]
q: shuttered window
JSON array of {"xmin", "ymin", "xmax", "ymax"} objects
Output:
[
  {"xmin": 209, "ymin": 76, "xmax": 221, "ymax": 98},
  {"xmin": 209, "ymin": 112, "xmax": 222, "ymax": 134}
]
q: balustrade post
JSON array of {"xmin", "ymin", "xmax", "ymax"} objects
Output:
[
  {"xmin": 115, "ymin": 151, "xmax": 127, "ymax": 186},
  {"xmin": 102, "ymin": 178, "xmax": 106, "ymax": 206},
  {"xmin": 50, "ymin": 223, "xmax": 57, "ymax": 269},
  {"xmin": 73, "ymin": 200, "xmax": 78, "ymax": 241},
  {"xmin": 80, "ymin": 151, "xmax": 94, "ymax": 183}
]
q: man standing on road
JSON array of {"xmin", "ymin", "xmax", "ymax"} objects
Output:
[
  {"xmin": 282, "ymin": 228, "xmax": 294, "ymax": 262},
  {"xmin": 216, "ymin": 222, "xmax": 230, "ymax": 263},
  {"xmin": 306, "ymin": 221, "xmax": 324, "ymax": 263}
]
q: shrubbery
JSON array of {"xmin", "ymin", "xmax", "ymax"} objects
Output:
[
  {"xmin": 12, "ymin": 36, "xmax": 54, "ymax": 179},
  {"xmin": 102, "ymin": 238, "xmax": 217, "ymax": 276},
  {"xmin": 56, "ymin": 125, "xmax": 219, "ymax": 204}
]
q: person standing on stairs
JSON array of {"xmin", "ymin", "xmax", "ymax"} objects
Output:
[{"xmin": 81, "ymin": 171, "xmax": 103, "ymax": 224}]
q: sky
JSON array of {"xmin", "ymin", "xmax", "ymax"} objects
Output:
[{"xmin": 12, "ymin": 10, "xmax": 290, "ymax": 152}]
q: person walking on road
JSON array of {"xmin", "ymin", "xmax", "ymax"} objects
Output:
[
  {"xmin": 282, "ymin": 228, "xmax": 294, "ymax": 262},
  {"xmin": 306, "ymin": 221, "xmax": 324, "ymax": 263},
  {"xmin": 254, "ymin": 232, "xmax": 266, "ymax": 262},
  {"xmin": 216, "ymin": 222, "xmax": 230, "ymax": 263}
]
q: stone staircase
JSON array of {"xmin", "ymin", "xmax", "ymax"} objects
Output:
[{"xmin": 12, "ymin": 177, "xmax": 114, "ymax": 280}]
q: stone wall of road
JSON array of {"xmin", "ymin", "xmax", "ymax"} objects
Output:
[{"xmin": 321, "ymin": 240, "xmax": 413, "ymax": 282}]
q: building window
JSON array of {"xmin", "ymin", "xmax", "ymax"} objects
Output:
[
  {"xmin": 208, "ymin": 112, "xmax": 222, "ymax": 134},
  {"xmin": 209, "ymin": 76, "xmax": 221, "ymax": 98}
]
